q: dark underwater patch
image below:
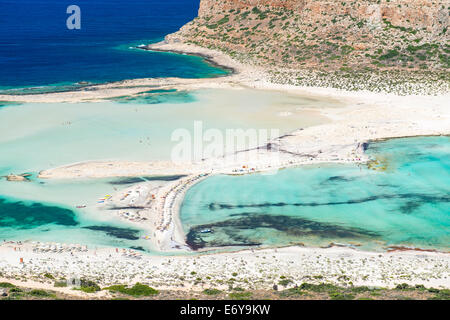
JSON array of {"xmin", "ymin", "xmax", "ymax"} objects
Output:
[
  {"xmin": 207, "ymin": 193, "xmax": 450, "ymax": 211},
  {"xmin": 83, "ymin": 226, "xmax": 140, "ymax": 240},
  {"xmin": 0, "ymin": 101, "xmax": 23, "ymax": 108},
  {"xmin": 398, "ymin": 201, "xmax": 423, "ymax": 214},
  {"xmin": 129, "ymin": 246, "xmax": 147, "ymax": 252},
  {"xmin": 143, "ymin": 89, "xmax": 177, "ymax": 94},
  {"xmin": 361, "ymin": 142, "xmax": 369, "ymax": 151},
  {"xmin": 106, "ymin": 206, "xmax": 147, "ymax": 210},
  {"xmin": 321, "ymin": 176, "xmax": 355, "ymax": 184},
  {"xmin": 376, "ymin": 183, "xmax": 396, "ymax": 188},
  {"xmin": 110, "ymin": 90, "xmax": 196, "ymax": 105},
  {"xmin": 0, "ymin": 198, "xmax": 78, "ymax": 229},
  {"xmin": 327, "ymin": 176, "xmax": 353, "ymax": 182},
  {"xmin": 186, "ymin": 213, "xmax": 379, "ymax": 250},
  {"xmin": 109, "ymin": 175, "xmax": 186, "ymax": 185},
  {"xmin": 0, "ymin": 83, "xmax": 93, "ymax": 96}
]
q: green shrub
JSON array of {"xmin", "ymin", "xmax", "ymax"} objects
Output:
[
  {"xmin": 80, "ymin": 286, "xmax": 99, "ymax": 293},
  {"xmin": 54, "ymin": 281, "xmax": 67, "ymax": 288},
  {"xmin": 299, "ymin": 283, "xmax": 340, "ymax": 292},
  {"xmin": 229, "ymin": 291, "xmax": 252, "ymax": 300},
  {"xmin": 379, "ymin": 49, "xmax": 399, "ymax": 60},
  {"xmin": 414, "ymin": 284, "xmax": 426, "ymax": 290},
  {"xmin": 217, "ymin": 17, "xmax": 229, "ymax": 25},
  {"xmin": 251, "ymin": 7, "xmax": 262, "ymax": 15},
  {"xmin": 8, "ymin": 288, "xmax": 24, "ymax": 300},
  {"xmin": 278, "ymin": 279, "xmax": 293, "ymax": 287},
  {"xmin": 0, "ymin": 282, "xmax": 15, "ymax": 288},
  {"xmin": 203, "ymin": 288, "xmax": 222, "ymax": 296},
  {"xmin": 279, "ymin": 287, "xmax": 307, "ymax": 297},
  {"xmin": 29, "ymin": 289, "xmax": 55, "ymax": 298},
  {"xmin": 395, "ymin": 283, "xmax": 412, "ymax": 290},
  {"xmin": 105, "ymin": 283, "xmax": 159, "ymax": 297},
  {"xmin": 79, "ymin": 279, "xmax": 101, "ymax": 293},
  {"xmin": 329, "ymin": 292, "xmax": 355, "ymax": 300},
  {"xmin": 350, "ymin": 286, "xmax": 372, "ymax": 293},
  {"xmin": 429, "ymin": 289, "xmax": 450, "ymax": 300}
]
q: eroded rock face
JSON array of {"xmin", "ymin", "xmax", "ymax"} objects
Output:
[
  {"xmin": 198, "ymin": 0, "xmax": 448, "ymax": 32},
  {"xmin": 167, "ymin": 0, "xmax": 448, "ymax": 78},
  {"xmin": 163, "ymin": 0, "xmax": 449, "ymax": 93},
  {"xmin": 198, "ymin": 0, "xmax": 306, "ymax": 15}
]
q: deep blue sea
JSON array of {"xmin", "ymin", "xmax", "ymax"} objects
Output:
[{"xmin": 0, "ymin": 0, "xmax": 226, "ymax": 90}]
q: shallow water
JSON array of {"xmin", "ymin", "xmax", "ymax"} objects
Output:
[
  {"xmin": 0, "ymin": 177, "xmax": 154, "ymax": 250},
  {"xmin": 0, "ymin": 88, "xmax": 337, "ymax": 250},
  {"xmin": 181, "ymin": 136, "xmax": 450, "ymax": 251},
  {"xmin": 0, "ymin": 88, "xmax": 335, "ymax": 173}
]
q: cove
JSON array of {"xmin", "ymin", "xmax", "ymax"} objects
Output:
[{"xmin": 180, "ymin": 136, "xmax": 450, "ymax": 251}]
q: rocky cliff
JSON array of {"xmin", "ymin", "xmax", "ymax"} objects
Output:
[
  {"xmin": 196, "ymin": 0, "xmax": 447, "ymax": 33},
  {"xmin": 167, "ymin": 0, "xmax": 449, "ymax": 93}
]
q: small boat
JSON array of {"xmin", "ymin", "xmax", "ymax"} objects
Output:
[
  {"xmin": 200, "ymin": 228, "xmax": 212, "ymax": 234},
  {"xmin": 76, "ymin": 205, "xmax": 86, "ymax": 209}
]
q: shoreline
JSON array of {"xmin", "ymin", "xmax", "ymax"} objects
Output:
[
  {"xmin": 23, "ymin": 132, "xmax": 450, "ymax": 257},
  {"xmin": 1, "ymin": 240, "xmax": 449, "ymax": 291},
  {"xmin": 0, "ymin": 43, "xmax": 248, "ymax": 104},
  {"xmin": 0, "ymin": 42, "xmax": 239, "ymax": 99},
  {"xmin": 140, "ymin": 43, "xmax": 238, "ymax": 76},
  {"xmin": 1, "ymin": 41, "xmax": 449, "ymax": 289}
]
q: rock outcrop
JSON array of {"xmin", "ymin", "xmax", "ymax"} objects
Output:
[{"xmin": 165, "ymin": 0, "xmax": 449, "ymax": 93}]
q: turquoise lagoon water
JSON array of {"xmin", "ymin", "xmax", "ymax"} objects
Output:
[
  {"xmin": 181, "ymin": 136, "xmax": 450, "ymax": 251},
  {"xmin": 0, "ymin": 88, "xmax": 335, "ymax": 250}
]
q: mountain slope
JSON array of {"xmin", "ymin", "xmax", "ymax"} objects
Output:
[{"xmin": 166, "ymin": 0, "xmax": 450, "ymax": 94}]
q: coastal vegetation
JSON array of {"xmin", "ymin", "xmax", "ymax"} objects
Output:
[
  {"xmin": 203, "ymin": 288, "xmax": 223, "ymax": 295},
  {"xmin": 78, "ymin": 279, "xmax": 101, "ymax": 293},
  {"xmin": 104, "ymin": 283, "xmax": 159, "ymax": 297},
  {"xmin": 1, "ymin": 281, "xmax": 448, "ymax": 300},
  {"xmin": 0, "ymin": 284, "xmax": 57, "ymax": 300},
  {"xmin": 170, "ymin": 0, "xmax": 449, "ymax": 94}
]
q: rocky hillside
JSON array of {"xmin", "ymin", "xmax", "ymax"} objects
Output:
[{"xmin": 167, "ymin": 0, "xmax": 449, "ymax": 94}]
